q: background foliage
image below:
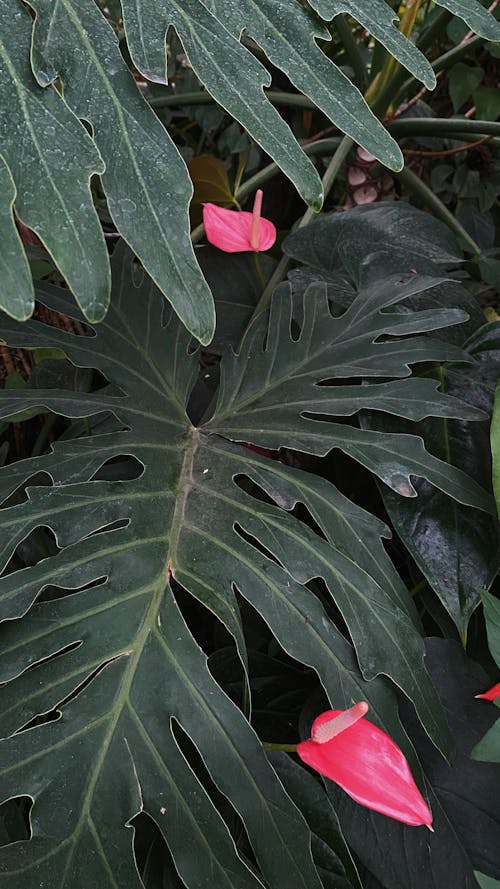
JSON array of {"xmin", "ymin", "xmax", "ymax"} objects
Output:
[{"xmin": 1, "ymin": 2, "xmax": 500, "ymax": 888}]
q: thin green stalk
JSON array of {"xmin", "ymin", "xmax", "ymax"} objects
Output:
[
  {"xmin": 388, "ymin": 118, "xmax": 500, "ymax": 138},
  {"xmin": 150, "ymin": 90, "xmax": 315, "ymax": 111},
  {"xmin": 367, "ymin": 0, "xmax": 424, "ymax": 107},
  {"xmin": 333, "ymin": 14, "xmax": 368, "ymax": 89},
  {"xmin": 262, "ymin": 743, "xmax": 297, "ymax": 752},
  {"xmin": 395, "ymin": 164, "xmax": 481, "ymax": 255},
  {"xmin": 253, "ymin": 252, "xmax": 266, "ymax": 291},
  {"xmin": 246, "ymin": 135, "xmax": 354, "ymax": 327}
]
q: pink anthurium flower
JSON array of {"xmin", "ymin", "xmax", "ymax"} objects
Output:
[
  {"xmin": 475, "ymin": 682, "xmax": 500, "ymax": 701},
  {"xmin": 203, "ymin": 189, "xmax": 276, "ymax": 253},
  {"xmin": 296, "ymin": 703, "xmax": 433, "ymax": 829}
]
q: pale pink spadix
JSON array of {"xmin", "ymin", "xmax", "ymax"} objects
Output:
[
  {"xmin": 297, "ymin": 705, "xmax": 433, "ymax": 829},
  {"xmin": 202, "ymin": 188, "xmax": 276, "ymax": 253},
  {"xmin": 311, "ymin": 702, "xmax": 369, "ymax": 742}
]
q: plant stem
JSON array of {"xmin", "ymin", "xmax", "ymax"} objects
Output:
[
  {"xmin": 253, "ymin": 251, "xmax": 266, "ymax": 291},
  {"xmin": 333, "ymin": 14, "xmax": 368, "ymax": 89},
  {"xmin": 246, "ymin": 135, "xmax": 353, "ymax": 326},
  {"xmin": 150, "ymin": 90, "xmax": 316, "ymax": 111},
  {"xmin": 387, "ymin": 118, "xmax": 500, "ymax": 139},
  {"xmin": 262, "ymin": 743, "xmax": 297, "ymax": 752},
  {"xmin": 395, "ymin": 165, "xmax": 481, "ymax": 255},
  {"xmin": 417, "ymin": 9, "xmax": 452, "ymax": 53}
]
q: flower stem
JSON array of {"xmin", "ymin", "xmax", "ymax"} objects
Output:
[
  {"xmin": 262, "ymin": 743, "xmax": 298, "ymax": 752},
  {"xmin": 253, "ymin": 251, "xmax": 266, "ymax": 292}
]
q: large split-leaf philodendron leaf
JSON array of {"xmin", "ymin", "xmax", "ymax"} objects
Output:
[{"xmin": 0, "ymin": 242, "xmax": 493, "ymax": 885}]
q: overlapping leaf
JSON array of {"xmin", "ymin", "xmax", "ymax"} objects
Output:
[
  {"xmin": 283, "ymin": 203, "xmax": 500, "ymax": 639},
  {"xmin": 0, "ymin": 0, "xmax": 109, "ymax": 322},
  {"xmin": 0, "ymin": 242, "xmax": 493, "ymax": 885},
  {"xmin": 29, "ymin": 0, "xmax": 214, "ymax": 344},
  {"xmin": 368, "ymin": 324, "xmax": 500, "ymax": 642},
  {"xmin": 2, "ymin": 1, "xmax": 500, "ymax": 332},
  {"xmin": 123, "ymin": 0, "xmax": 500, "ymax": 179}
]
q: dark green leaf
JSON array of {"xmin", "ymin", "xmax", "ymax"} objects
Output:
[
  {"xmin": 269, "ymin": 752, "xmax": 361, "ymax": 889},
  {"xmin": 0, "ymin": 0, "xmax": 110, "ymax": 322},
  {"xmin": 449, "ymin": 64, "xmax": 484, "ymax": 112},
  {"xmin": 30, "ymin": 0, "xmax": 215, "ymax": 343},
  {"xmin": 283, "ymin": 202, "xmax": 463, "ymax": 285}
]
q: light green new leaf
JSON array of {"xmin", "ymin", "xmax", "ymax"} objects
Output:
[
  {"xmin": 29, "ymin": 0, "xmax": 215, "ymax": 344},
  {"xmin": 0, "ymin": 242, "xmax": 468, "ymax": 886},
  {"xmin": 0, "ymin": 0, "xmax": 109, "ymax": 322}
]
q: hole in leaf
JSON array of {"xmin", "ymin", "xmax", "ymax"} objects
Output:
[
  {"xmin": 0, "ymin": 471, "xmax": 52, "ymax": 509},
  {"xmin": 90, "ymin": 454, "xmax": 144, "ymax": 482},
  {"xmin": 132, "ymin": 812, "xmax": 186, "ymax": 888},
  {"xmin": 17, "ymin": 656, "xmax": 123, "ymax": 734},
  {"xmin": 33, "ymin": 300, "xmax": 95, "ymax": 338},
  {"xmin": 24, "ymin": 639, "xmax": 82, "ymax": 676},
  {"xmin": 84, "ymin": 517, "xmax": 130, "ymax": 539},
  {"xmin": 170, "ymin": 718, "xmax": 256, "ymax": 865},
  {"xmin": 233, "ymin": 522, "xmax": 284, "ymax": 569},
  {"xmin": 0, "ymin": 797, "xmax": 32, "ymax": 846},
  {"xmin": 37, "ymin": 575, "xmax": 107, "ymax": 604},
  {"xmin": 1, "ymin": 526, "xmax": 59, "ymax": 578},
  {"xmin": 171, "ymin": 579, "xmax": 234, "ymax": 657},
  {"xmin": 233, "ymin": 473, "xmax": 278, "ymax": 507}
]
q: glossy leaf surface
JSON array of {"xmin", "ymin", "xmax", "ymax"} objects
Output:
[{"xmin": 1, "ymin": 2, "xmax": 500, "ymax": 329}]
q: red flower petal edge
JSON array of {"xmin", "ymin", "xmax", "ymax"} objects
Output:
[
  {"xmin": 297, "ymin": 707, "xmax": 433, "ymax": 829},
  {"xmin": 475, "ymin": 681, "xmax": 500, "ymax": 701},
  {"xmin": 203, "ymin": 189, "xmax": 276, "ymax": 253}
]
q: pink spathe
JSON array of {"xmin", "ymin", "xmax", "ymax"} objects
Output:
[
  {"xmin": 203, "ymin": 188, "xmax": 276, "ymax": 253},
  {"xmin": 297, "ymin": 706, "xmax": 433, "ymax": 829},
  {"xmin": 475, "ymin": 681, "xmax": 500, "ymax": 701}
]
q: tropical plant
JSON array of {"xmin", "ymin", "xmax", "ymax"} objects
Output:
[
  {"xmin": 0, "ymin": 200, "xmax": 499, "ymax": 887},
  {"xmin": 2, "ymin": 2, "xmax": 500, "ymax": 887}
]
